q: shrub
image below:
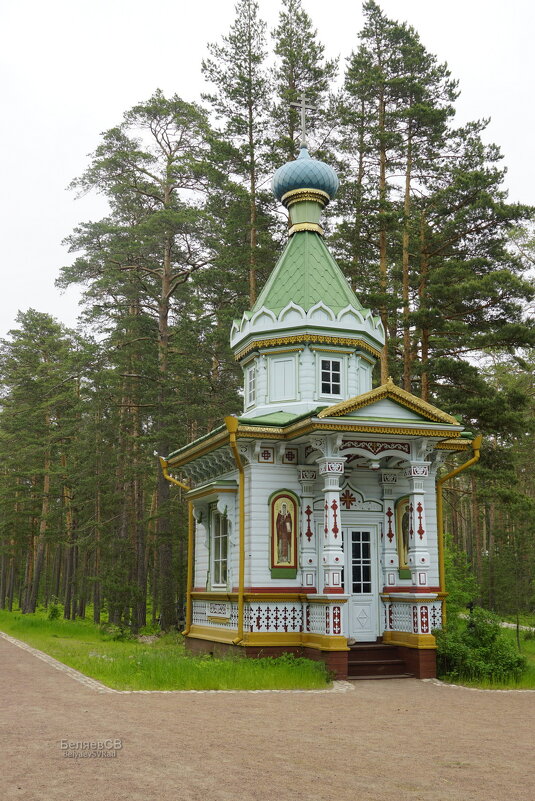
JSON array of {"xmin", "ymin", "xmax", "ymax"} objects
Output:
[
  {"xmin": 99, "ymin": 622, "xmax": 135, "ymax": 641},
  {"xmin": 435, "ymin": 607, "xmax": 526, "ymax": 683},
  {"xmin": 47, "ymin": 603, "xmax": 62, "ymax": 620}
]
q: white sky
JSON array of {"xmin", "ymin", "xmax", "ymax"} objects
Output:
[{"xmin": 0, "ymin": 0, "xmax": 533, "ymax": 339}]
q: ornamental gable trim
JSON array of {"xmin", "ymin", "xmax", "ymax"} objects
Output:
[{"xmin": 317, "ymin": 377, "xmax": 459, "ymax": 426}]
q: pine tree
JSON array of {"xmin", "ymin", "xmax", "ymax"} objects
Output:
[
  {"xmin": 202, "ymin": 0, "xmax": 270, "ymax": 304},
  {"xmin": 270, "ymin": 0, "xmax": 338, "ymax": 163},
  {"xmin": 59, "ymin": 91, "xmax": 218, "ymax": 628},
  {"xmin": 0, "ymin": 311, "xmax": 82, "ymax": 613}
]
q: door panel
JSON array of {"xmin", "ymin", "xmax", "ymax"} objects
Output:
[{"xmin": 346, "ymin": 529, "xmax": 378, "ymax": 641}]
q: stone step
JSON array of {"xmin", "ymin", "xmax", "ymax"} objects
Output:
[{"xmin": 346, "ymin": 673, "xmax": 414, "ymax": 681}]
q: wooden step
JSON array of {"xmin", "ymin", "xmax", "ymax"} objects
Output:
[
  {"xmin": 348, "ymin": 659, "xmax": 408, "ymax": 677},
  {"xmin": 347, "ymin": 641, "xmax": 414, "ymax": 678}
]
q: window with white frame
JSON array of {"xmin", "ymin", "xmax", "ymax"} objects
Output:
[
  {"xmin": 246, "ymin": 363, "xmax": 256, "ymax": 407},
  {"xmin": 321, "ymin": 359, "xmax": 341, "ymax": 395},
  {"xmin": 211, "ymin": 507, "xmax": 228, "ymax": 587}
]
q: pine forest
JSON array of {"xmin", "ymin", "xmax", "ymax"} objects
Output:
[{"xmin": 0, "ymin": 0, "xmax": 533, "ymax": 630}]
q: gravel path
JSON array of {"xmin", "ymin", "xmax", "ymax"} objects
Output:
[{"xmin": 1, "ymin": 632, "xmax": 534, "ymax": 801}]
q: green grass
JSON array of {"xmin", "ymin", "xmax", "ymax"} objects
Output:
[{"xmin": 0, "ymin": 610, "xmax": 330, "ymax": 691}]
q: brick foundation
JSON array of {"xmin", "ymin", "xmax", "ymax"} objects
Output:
[
  {"xmin": 398, "ymin": 645, "xmax": 436, "ymax": 678},
  {"xmin": 185, "ymin": 635, "xmax": 436, "ymax": 679},
  {"xmin": 184, "ymin": 637, "xmax": 348, "ymax": 678}
]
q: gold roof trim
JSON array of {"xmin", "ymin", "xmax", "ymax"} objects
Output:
[
  {"xmin": 288, "ymin": 222, "xmax": 324, "ymax": 236},
  {"xmin": 317, "ymin": 377, "xmax": 459, "ymax": 425},
  {"xmin": 235, "ymin": 334, "xmax": 382, "ymax": 362},
  {"xmin": 281, "ymin": 187, "xmax": 330, "ymax": 207},
  {"xmin": 283, "ymin": 421, "xmax": 461, "ymax": 440},
  {"xmin": 436, "ymin": 439, "xmax": 471, "ymax": 450}
]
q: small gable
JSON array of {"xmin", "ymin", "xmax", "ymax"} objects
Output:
[
  {"xmin": 344, "ymin": 397, "xmax": 428, "ymax": 422},
  {"xmin": 317, "ymin": 377, "xmax": 459, "ymax": 426}
]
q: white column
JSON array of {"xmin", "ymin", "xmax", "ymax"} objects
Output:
[
  {"xmin": 380, "ymin": 470, "xmax": 399, "ymax": 589},
  {"xmin": 297, "ymin": 466, "xmax": 318, "ymax": 589},
  {"xmin": 317, "ymin": 456, "xmax": 346, "ymax": 594},
  {"xmin": 405, "ymin": 462, "xmax": 431, "ymax": 586}
]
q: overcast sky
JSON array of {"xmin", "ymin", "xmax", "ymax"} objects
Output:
[{"xmin": 0, "ymin": 0, "xmax": 533, "ymax": 340}]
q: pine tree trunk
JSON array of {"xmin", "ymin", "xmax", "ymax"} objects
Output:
[
  {"xmin": 248, "ymin": 70, "xmax": 257, "ymax": 306},
  {"xmin": 418, "ymin": 213, "xmax": 430, "ymax": 401},
  {"xmin": 157, "ymin": 230, "xmax": 175, "ymax": 631},
  {"xmin": 471, "ymin": 474, "xmax": 482, "ymax": 585},
  {"xmin": 378, "ymin": 92, "xmax": 389, "ymax": 383},
  {"xmin": 0, "ymin": 552, "xmax": 6, "ymax": 609},
  {"xmin": 402, "ymin": 124, "xmax": 412, "ymax": 391},
  {"xmin": 7, "ymin": 557, "xmax": 15, "ymax": 611},
  {"xmin": 351, "ymin": 99, "xmax": 367, "ymax": 292},
  {"xmin": 24, "ymin": 446, "xmax": 51, "ymax": 614}
]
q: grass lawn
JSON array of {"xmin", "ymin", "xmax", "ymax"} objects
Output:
[{"xmin": 0, "ymin": 610, "xmax": 330, "ymax": 691}]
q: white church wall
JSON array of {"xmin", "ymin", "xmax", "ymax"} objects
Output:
[{"xmin": 245, "ymin": 459, "xmax": 303, "ymax": 587}]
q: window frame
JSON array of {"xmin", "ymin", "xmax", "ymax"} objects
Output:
[
  {"xmin": 319, "ymin": 357, "xmax": 343, "ymax": 398},
  {"xmin": 210, "ymin": 506, "xmax": 228, "ymax": 589},
  {"xmin": 245, "ymin": 362, "xmax": 256, "ymax": 408}
]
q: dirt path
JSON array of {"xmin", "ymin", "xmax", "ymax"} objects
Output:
[{"xmin": 1, "ymin": 633, "xmax": 534, "ymax": 801}]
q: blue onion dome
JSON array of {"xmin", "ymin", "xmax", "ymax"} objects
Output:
[{"xmin": 272, "ymin": 146, "xmax": 339, "ymax": 203}]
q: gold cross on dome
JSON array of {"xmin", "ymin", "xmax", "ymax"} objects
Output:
[{"xmin": 290, "ymin": 91, "xmax": 318, "ymax": 147}]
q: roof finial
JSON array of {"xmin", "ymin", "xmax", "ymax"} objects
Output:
[{"xmin": 290, "ymin": 91, "xmax": 317, "ymax": 148}]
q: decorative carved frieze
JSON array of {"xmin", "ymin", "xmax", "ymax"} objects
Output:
[
  {"xmin": 258, "ymin": 446, "xmax": 274, "ymax": 463},
  {"xmin": 182, "ymin": 446, "xmax": 235, "ymax": 484},
  {"xmin": 380, "ymin": 470, "xmax": 398, "ymax": 485},
  {"xmin": 341, "ymin": 440, "xmax": 410, "ymax": 456},
  {"xmin": 297, "ymin": 467, "xmax": 317, "ymax": 482},
  {"xmin": 282, "ymin": 448, "xmax": 298, "ymax": 464},
  {"xmin": 404, "ymin": 464, "xmax": 429, "ymax": 478},
  {"xmin": 318, "ymin": 460, "xmax": 345, "ymax": 475}
]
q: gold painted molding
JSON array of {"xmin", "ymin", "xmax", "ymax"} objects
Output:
[
  {"xmin": 187, "ymin": 625, "xmax": 238, "ymax": 644},
  {"xmin": 317, "ymin": 376, "xmax": 459, "ymax": 425},
  {"xmin": 281, "ymin": 187, "xmax": 330, "ymax": 207},
  {"xmin": 383, "ymin": 631, "xmax": 437, "ymax": 649},
  {"xmin": 436, "ymin": 439, "xmax": 471, "ymax": 450},
  {"xmin": 235, "ymin": 334, "xmax": 382, "ymax": 362},
  {"xmin": 289, "ymin": 222, "xmax": 324, "ymax": 236},
  {"xmin": 283, "ymin": 421, "xmax": 461, "ymax": 440}
]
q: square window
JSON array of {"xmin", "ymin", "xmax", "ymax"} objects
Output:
[{"xmin": 319, "ymin": 359, "xmax": 342, "ymax": 395}]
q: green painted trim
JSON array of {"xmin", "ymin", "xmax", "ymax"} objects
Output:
[
  {"xmin": 398, "ymin": 568, "xmax": 412, "ymax": 580},
  {"xmin": 238, "ymin": 406, "xmax": 327, "ymax": 427},
  {"xmin": 267, "ymin": 488, "xmax": 300, "ymax": 507},
  {"xmin": 166, "ymin": 424, "xmax": 226, "ymax": 460},
  {"xmin": 270, "ymin": 568, "xmax": 298, "ymax": 579}
]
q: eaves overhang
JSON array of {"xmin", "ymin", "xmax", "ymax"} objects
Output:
[
  {"xmin": 165, "ymin": 425, "xmax": 228, "ymax": 468},
  {"xmin": 233, "ymin": 328, "xmax": 383, "ymax": 362},
  {"xmin": 165, "ymin": 414, "xmax": 465, "ymax": 471}
]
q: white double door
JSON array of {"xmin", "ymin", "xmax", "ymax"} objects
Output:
[{"xmin": 342, "ymin": 524, "xmax": 381, "ymax": 642}]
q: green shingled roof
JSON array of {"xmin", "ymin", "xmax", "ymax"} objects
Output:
[{"xmin": 252, "ymin": 231, "xmax": 364, "ymax": 316}]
